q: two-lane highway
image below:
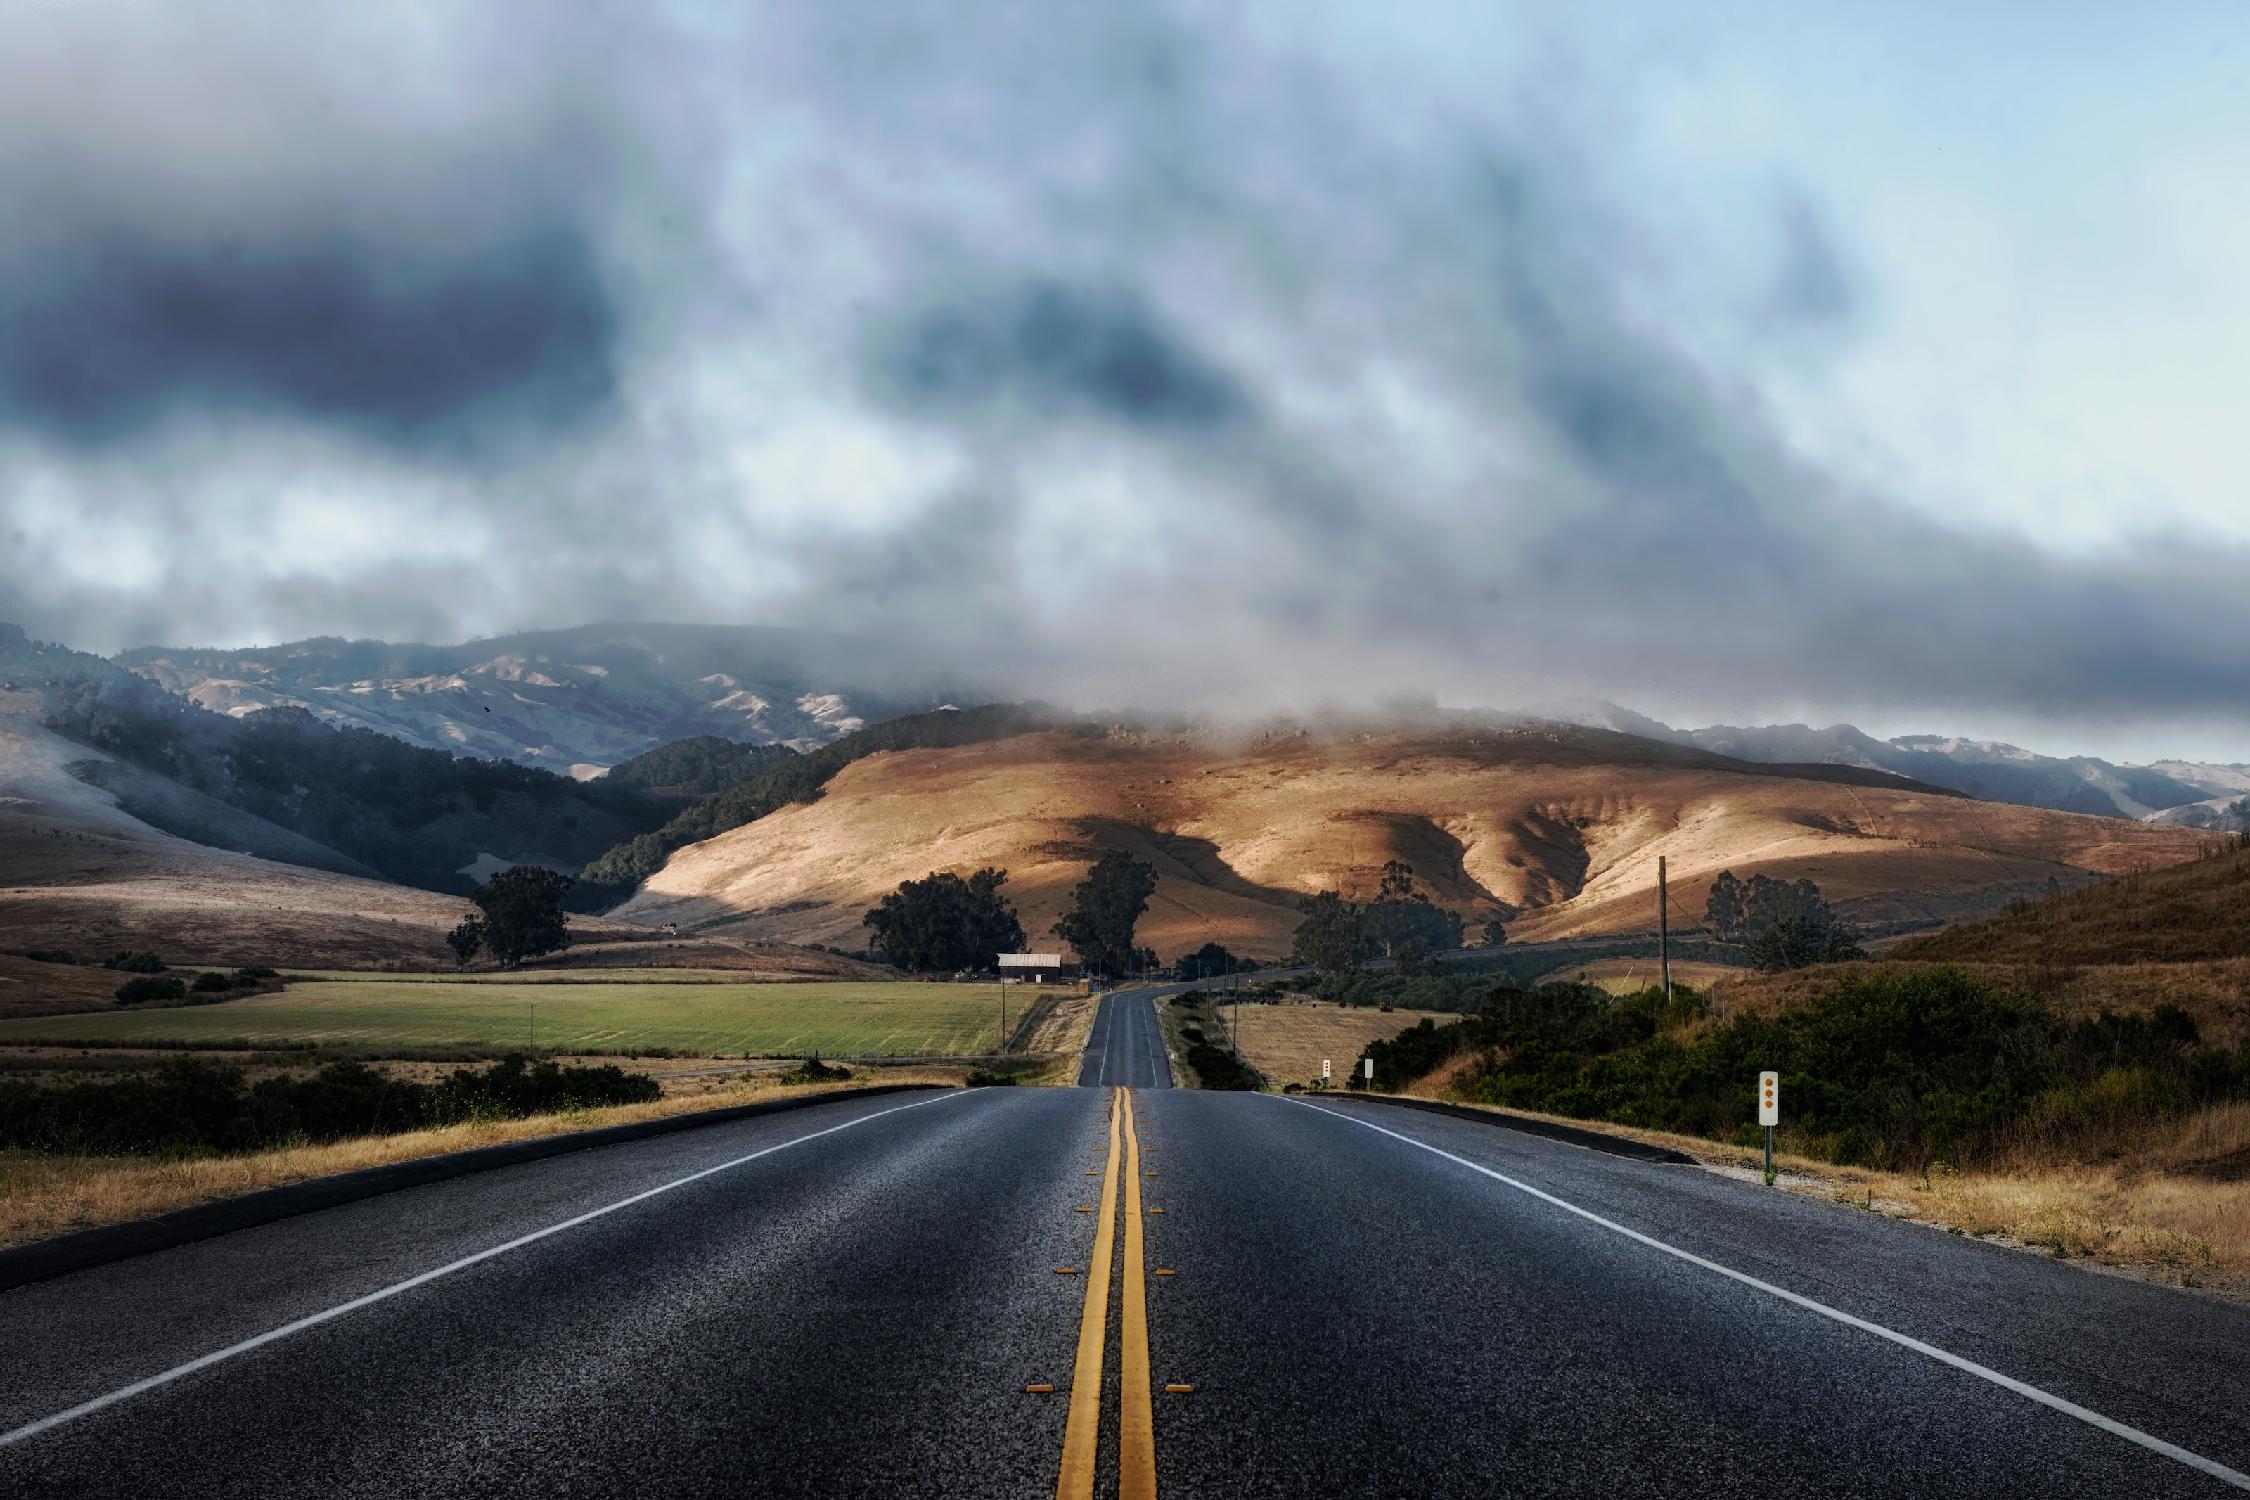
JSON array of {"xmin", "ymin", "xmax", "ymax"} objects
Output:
[
  {"xmin": 6, "ymin": 990, "xmax": 2250, "ymax": 1496},
  {"xmin": 1077, "ymin": 986, "xmax": 1173, "ymax": 1088}
]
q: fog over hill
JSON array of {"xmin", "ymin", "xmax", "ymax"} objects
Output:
[
  {"xmin": 1540, "ymin": 698, "xmax": 2250, "ymax": 831},
  {"xmin": 92, "ymin": 621, "xmax": 2250, "ymax": 831},
  {"xmin": 115, "ymin": 623, "xmax": 974, "ymax": 774}
]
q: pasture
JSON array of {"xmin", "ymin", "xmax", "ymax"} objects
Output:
[{"xmin": 0, "ymin": 978, "xmax": 1067, "ymax": 1057}]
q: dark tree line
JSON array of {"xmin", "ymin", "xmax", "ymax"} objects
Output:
[
  {"xmin": 42, "ymin": 674, "xmax": 660, "ymax": 894},
  {"xmin": 1289, "ymin": 862, "xmax": 1471, "ymax": 979},
  {"xmin": 1705, "ymin": 870, "xmax": 1865, "ymax": 971}
]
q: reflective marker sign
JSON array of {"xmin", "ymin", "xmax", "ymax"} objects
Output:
[
  {"xmin": 1364, "ymin": 1058, "xmax": 1374, "ymax": 1081},
  {"xmin": 1758, "ymin": 1070, "xmax": 1780, "ymax": 1127},
  {"xmin": 1322, "ymin": 1058, "xmax": 1331, "ymax": 1080}
]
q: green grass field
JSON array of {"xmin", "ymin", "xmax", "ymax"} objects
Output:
[{"xmin": 0, "ymin": 980, "xmax": 1064, "ymax": 1057}]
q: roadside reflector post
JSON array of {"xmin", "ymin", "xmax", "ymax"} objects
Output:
[
  {"xmin": 1363, "ymin": 1057, "xmax": 1374, "ymax": 1088},
  {"xmin": 1321, "ymin": 1058, "xmax": 1331, "ymax": 1089},
  {"xmin": 1757, "ymin": 1071, "xmax": 1780, "ymax": 1186}
]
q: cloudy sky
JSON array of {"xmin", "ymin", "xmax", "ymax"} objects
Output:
[{"xmin": 2, "ymin": 2, "xmax": 2247, "ymax": 759}]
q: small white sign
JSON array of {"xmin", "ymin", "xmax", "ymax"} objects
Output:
[
  {"xmin": 1322, "ymin": 1058, "xmax": 1332, "ymax": 1080},
  {"xmin": 1364, "ymin": 1058, "xmax": 1375, "ymax": 1081},
  {"xmin": 998, "ymin": 953, "xmax": 1062, "ymax": 969},
  {"xmin": 1757, "ymin": 1070, "xmax": 1780, "ymax": 1127}
]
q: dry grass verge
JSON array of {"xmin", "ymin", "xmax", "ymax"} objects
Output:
[
  {"xmin": 0, "ymin": 1067, "xmax": 965, "ymax": 1251},
  {"xmin": 1417, "ymin": 1095, "xmax": 2250, "ymax": 1300},
  {"xmin": 1230, "ymin": 1001, "xmax": 1454, "ymax": 1088}
]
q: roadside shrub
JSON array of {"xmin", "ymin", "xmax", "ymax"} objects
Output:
[
  {"xmin": 190, "ymin": 971, "xmax": 237, "ymax": 994},
  {"xmin": 0, "ymin": 1055, "xmax": 659, "ymax": 1157},
  {"xmin": 234, "ymin": 965, "xmax": 279, "ymax": 981},
  {"xmin": 1184, "ymin": 1039, "xmax": 1259, "ymax": 1090},
  {"xmin": 104, "ymin": 951, "xmax": 166, "ymax": 974},
  {"xmin": 964, "ymin": 1068, "xmax": 1018, "ymax": 1087},
  {"xmin": 114, "ymin": 976, "xmax": 186, "ymax": 1004},
  {"xmin": 1393, "ymin": 968, "xmax": 2250, "ymax": 1171},
  {"xmin": 781, "ymin": 1056, "xmax": 852, "ymax": 1085}
]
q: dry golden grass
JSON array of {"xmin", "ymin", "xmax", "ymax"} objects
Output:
[
  {"xmin": 1228, "ymin": 1001, "xmax": 1455, "ymax": 1087},
  {"xmin": 1895, "ymin": 843, "xmax": 2250, "ymax": 966},
  {"xmin": 616, "ymin": 725, "xmax": 2201, "ymax": 959},
  {"xmin": 0, "ymin": 953, "xmax": 130, "ymax": 1019},
  {"xmin": 1420, "ymin": 1096, "xmax": 2250, "ymax": 1298},
  {"xmin": 1530, "ymin": 957, "xmax": 1750, "ymax": 995},
  {"xmin": 0, "ymin": 1067, "xmax": 967, "ymax": 1251},
  {"xmin": 1017, "ymin": 992, "xmax": 1099, "ymax": 1057}
]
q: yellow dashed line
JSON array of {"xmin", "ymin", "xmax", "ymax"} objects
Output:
[
  {"xmin": 1120, "ymin": 1088, "xmax": 1156, "ymax": 1500},
  {"xmin": 1055, "ymin": 1088, "xmax": 1122, "ymax": 1499}
]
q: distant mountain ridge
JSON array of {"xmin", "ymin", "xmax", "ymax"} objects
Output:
[
  {"xmin": 1535, "ymin": 698, "xmax": 2250, "ymax": 830},
  {"xmin": 116, "ymin": 623, "xmax": 970, "ymax": 774}
]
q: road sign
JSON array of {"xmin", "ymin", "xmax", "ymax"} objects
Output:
[
  {"xmin": 1363, "ymin": 1058, "xmax": 1374, "ymax": 1082},
  {"xmin": 998, "ymin": 953, "xmax": 1062, "ymax": 968},
  {"xmin": 1757, "ymin": 1070, "xmax": 1779, "ymax": 1187},
  {"xmin": 1322, "ymin": 1058, "xmax": 1331, "ymax": 1080}
]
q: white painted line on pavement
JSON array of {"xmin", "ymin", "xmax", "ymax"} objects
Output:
[
  {"xmin": 1282, "ymin": 1096, "xmax": 2250, "ymax": 1492},
  {"xmin": 2, "ymin": 1089, "xmax": 974, "ymax": 1450}
]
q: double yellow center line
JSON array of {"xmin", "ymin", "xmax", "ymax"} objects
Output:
[{"xmin": 1057, "ymin": 1086, "xmax": 1158, "ymax": 1500}]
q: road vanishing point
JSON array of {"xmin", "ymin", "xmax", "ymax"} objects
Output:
[{"xmin": 5, "ymin": 990, "xmax": 2250, "ymax": 1497}]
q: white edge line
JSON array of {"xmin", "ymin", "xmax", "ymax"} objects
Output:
[
  {"xmin": 1279, "ymin": 1095, "xmax": 2250, "ymax": 1492},
  {"xmin": 2, "ymin": 1089, "xmax": 972, "ymax": 1450}
]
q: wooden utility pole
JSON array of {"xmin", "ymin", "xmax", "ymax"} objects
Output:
[{"xmin": 1658, "ymin": 855, "xmax": 1672, "ymax": 1001}]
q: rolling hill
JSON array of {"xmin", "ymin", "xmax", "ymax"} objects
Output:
[
  {"xmin": 115, "ymin": 622, "xmax": 971, "ymax": 774},
  {"xmin": 0, "ymin": 629, "xmax": 878, "ymax": 975},
  {"xmin": 611, "ymin": 720, "xmax": 2213, "ymax": 960}
]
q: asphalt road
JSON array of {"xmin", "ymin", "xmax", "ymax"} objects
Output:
[
  {"xmin": 1077, "ymin": 987, "xmax": 1175, "ymax": 1088},
  {"xmin": 5, "ymin": 990, "xmax": 2250, "ymax": 1497}
]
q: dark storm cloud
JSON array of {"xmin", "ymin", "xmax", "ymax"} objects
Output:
[
  {"xmin": 870, "ymin": 279, "xmax": 1249, "ymax": 431},
  {"xmin": 0, "ymin": 222, "xmax": 618, "ymax": 450},
  {"xmin": 1766, "ymin": 191, "xmax": 1859, "ymax": 330},
  {"xmin": 0, "ymin": 0, "xmax": 2243, "ymax": 755}
]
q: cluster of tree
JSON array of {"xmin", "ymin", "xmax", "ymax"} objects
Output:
[
  {"xmin": 861, "ymin": 867, "xmax": 1026, "ymax": 972},
  {"xmin": 1052, "ymin": 852, "xmax": 1159, "ymax": 976},
  {"xmin": 0, "ymin": 1055, "xmax": 659, "ymax": 1157},
  {"xmin": 103, "ymin": 950, "xmax": 168, "ymax": 973},
  {"xmin": 447, "ymin": 866, "xmax": 575, "ymax": 970},
  {"xmin": 1364, "ymin": 861, "xmax": 1465, "ymax": 971},
  {"xmin": 1357, "ymin": 968, "xmax": 2250, "ymax": 1172},
  {"xmin": 1289, "ymin": 862, "xmax": 1467, "ymax": 978},
  {"xmin": 1177, "ymin": 942, "xmax": 1253, "ymax": 980},
  {"xmin": 1704, "ymin": 871, "xmax": 1865, "ymax": 971},
  {"xmin": 572, "ymin": 705, "xmax": 1086, "ymax": 909},
  {"xmin": 42, "ymin": 674, "xmax": 663, "ymax": 894}
]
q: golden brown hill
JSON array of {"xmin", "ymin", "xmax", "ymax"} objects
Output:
[
  {"xmin": 1891, "ymin": 843, "xmax": 2250, "ymax": 967},
  {"xmin": 614, "ymin": 724, "xmax": 2210, "ymax": 960}
]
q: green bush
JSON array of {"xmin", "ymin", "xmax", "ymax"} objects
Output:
[
  {"xmin": 114, "ymin": 975, "xmax": 186, "ymax": 1004},
  {"xmin": 189, "ymin": 970, "xmax": 237, "ymax": 994},
  {"xmin": 964, "ymin": 1068, "xmax": 1019, "ymax": 1087},
  {"xmin": 105, "ymin": 951, "xmax": 167, "ymax": 974},
  {"xmin": 1356, "ymin": 969, "xmax": 2250, "ymax": 1171},
  {"xmin": 0, "ymin": 1055, "xmax": 659, "ymax": 1157},
  {"xmin": 781, "ymin": 1056, "xmax": 852, "ymax": 1085}
]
